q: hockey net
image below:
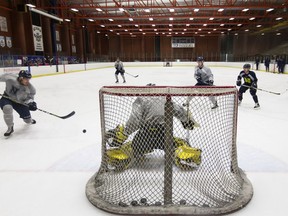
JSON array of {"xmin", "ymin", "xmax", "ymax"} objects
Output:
[{"xmin": 86, "ymin": 86, "xmax": 253, "ymax": 215}]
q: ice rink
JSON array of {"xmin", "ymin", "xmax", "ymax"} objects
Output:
[{"xmin": 0, "ymin": 64, "xmax": 288, "ymax": 216}]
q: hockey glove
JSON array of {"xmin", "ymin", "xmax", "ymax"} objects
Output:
[
  {"xmin": 28, "ymin": 101, "xmax": 37, "ymax": 111},
  {"xmin": 106, "ymin": 124, "xmax": 128, "ymax": 147},
  {"xmin": 181, "ymin": 120, "xmax": 194, "ymax": 130},
  {"xmin": 251, "ymin": 82, "xmax": 257, "ymax": 88},
  {"xmin": 208, "ymin": 80, "xmax": 214, "ymax": 85},
  {"xmin": 236, "ymin": 80, "xmax": 241, "ymax": 86}
]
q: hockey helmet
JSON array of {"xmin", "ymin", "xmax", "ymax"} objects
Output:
[
  {"xmin": 196, "ymin": 56, "xmax": 204, "ymax": 62},
  {"xmin": 18, "ymin": 70, "xmax": 32, "ymax": 79},
  {"xmin": 243, "ymin": 63, "xmax": 251, "ymax": 69}
]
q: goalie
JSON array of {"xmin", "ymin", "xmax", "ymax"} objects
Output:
[{"xmin": 105, "ymin": 84, "xmax": 202, "ymax": 171}]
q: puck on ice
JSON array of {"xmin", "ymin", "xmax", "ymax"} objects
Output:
[{"xmin": 82, "ymin": 129, "xmax": 86, "ymax": 133}]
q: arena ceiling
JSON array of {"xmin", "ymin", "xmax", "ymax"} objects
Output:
[{"xmin": 39, "ymin": 0, "xmax": 288, "ymax": 36}]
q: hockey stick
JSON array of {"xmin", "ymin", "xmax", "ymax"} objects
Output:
[
  {"xmin": 241, "ymin": 84, "xmax": 281, "ymax": 95},
  {"xmin": 125, "ymin": 72, "xmax": 139, "ymax": 78},
  {"xmin": 0, "ymin": 93, "xmax": 75, "ymax": 119}
]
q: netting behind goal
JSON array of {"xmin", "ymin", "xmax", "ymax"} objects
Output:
[{"xmin": 86, "ymin": 86, "xmax": 253, "ymax": 215}]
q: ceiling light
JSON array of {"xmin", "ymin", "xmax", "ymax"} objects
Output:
[
  {"xmin": 117, "ymin": 33, "xmax": 120, "ymax": 35},
  {"xmin": 228, "ymin": 29, "xmax": 231, "ymax": 31},
  {"xmin": 143, "ymin": 32, "xmax": 146, "ymax": 35},
  {"xmin": 208, "ymin": 32, "xmax": 211, "ymax": 34},
  {"xmin": 169, "ymin": 17, "xmax": 173, "ymax": 21},
  {"xmin": 245, "ymin": 29, "xmax": 249, "ymax": 31},
  {"xmin": 100, "ymin": 25, "xmax": 105, "ymax": 27},
  {"xmin": 276, "ymin": 17, "xmax": 283, "ymax": 20},
  {"xmin": 256, "ymin": 25, "xmax": 262, "ymax": 27},
  {"xmin": 96, "ymin": 8, "xmax": 102, "ymax": 12},
  {"xmin": 149, "ymin": 17, "xmax": 153, "ymax": 21},
  {"xmin": 71, "ymin": 8, "xmax": 79, "ymax": 12},
  {"xmin": 169, "ymin": 29, "xmax": 172, "ymax": 31},
  {"xmin": 189, "ymin": 18, "xmax": 194, "ymax": 20},
  {"xmin": 186, "ymin": 24, "xmax": 190, "ymax": 26},
  {"xmin": 109, "ymin": 30, "xmax": 113, "ymax": 32},
  {"xmin": 64, "ymin": 19, "xmax": 71, "ymax": 22},
  {"xmin": 213, "ymin": 29, "xmax": 216, "ymax": 31},
  {"xmin": 249, "ymin": 17, "xmax": 255, "ymax": 20},
  {"xmin": 198, "ymin": 29, "xmax": 202, "ymax": 31},
  {"xmin": 276, "ymin": 32, "xmax": 281, "ymax": 35},
  {"xmin": 152, "ymin": 24, "xmax": 155, "ymax": 27},
  {"xmin": 194, "ymin": 9, "xmax": 199, "ymax": 12},
  {"xmin": 124, "ymin": 29, "xmax": 128, "ymax": 31},
  {"xmin": 169, "ymin": 9, "xmax": 175, "ymax": 12},
  {"xmin": 108, "ymin": 19, "xmax": 113, "ymax": 21},
  {"xmin": 266, "ymin": 8, "xmax": 274, "ymax": 12},
  {"xmin": 88, "ymin": 19, "xmax": 94, "ymax": 22},
  {"xmin": 26, "ymin": 4, "xmax": 36, "ymax": 8},
  {"xmin": 237, "ymin": 24, "xmax": 242, "ymax": 26},
  {"xmin": 144, "ymin": 9, "xmax": 150, "ymax": 12},
  {"xmin": 203, "ymin": 24, "xmax": 207, "ymax": 26},
  {"xmin": 118, "ymin": 25, "xmax": 122, "ymax": 27},
  {"xmin": 119, "ymin": 8, "xmax": 124, "ymax": 12},
  {"xmin": 261, "ymin": 33, "xmax": 265, "ymax": 35},
  {"xmin": 154, "ymin": 29, "xmax": 157, "ymax": 31},
  {"xmin": 209, "ymin": 17, "xmax": 214, "ymax": 20},
  {"xmin": 235, "ymin": 33, "xmax": 238, "ymax": 35},
  {"xmin": 220, "ymin": 24, "xmax": 224, "ymax": 26},
  {"xmin": 139, "ymin": 29, "xmax": 143, "ymax": 31},
  {"xmin": 97, "ymin": 31, "xmax": 100, "ymax": 33},
  {"xmin": 135, "ymin": 24, "xmax": 139, "ymax": 27},
  {"xmin": 184, "ymin": 29, "xmax": 187, "ymax": 31},
  {"xmin": 229, "ymin": 17, "xmax": 235, "ymax": 20},
  {"xmin": 218, "ymin": 8, "xmax": 224, "ymax": 12},
  {"xmin": 242, "ymin": 8, "xmax": 249, "ymax": 12}
]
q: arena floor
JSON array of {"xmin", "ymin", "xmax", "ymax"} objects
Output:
[{"xmin": 0, "ymin": 65, "xmax": 288, "ymax": 216}]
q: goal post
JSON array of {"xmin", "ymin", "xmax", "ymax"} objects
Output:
[{"xmin": 86, "ymin": 86, "xmax": 253, "ymax": 215}]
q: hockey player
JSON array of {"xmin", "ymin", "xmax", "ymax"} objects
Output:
[
  {"xmin": 194, "ymin": 56, "xmax": 218, "ymax": 109},
  {"xmin": 105, "ymin": 84, "xmax": 202, "ymax": 171},
  {"xmin": 114, "ymin": 57, "xmax": 126, "ymax": 83},
  {"xmin": 236, "ymin": 63, "xmax": 260, "ymax": 109},
  {"xmin": 0, "ymin": 70, "xmax": 37, "ymax": 136}
]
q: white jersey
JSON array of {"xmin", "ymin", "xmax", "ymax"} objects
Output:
[
  {"xmin": 0, "ymin": 73, "xmax": 36, "ymax": 104},
  {"xmin": 194, "ymin": 65, "xmax": 214, "ymax": 84},
  {"xmin": 114, "ymin": 61, "xmax": 124, "ymax": 70},
  {"xmin": 125, "ymin": 97, "xmax": 190, "ymax": 135}
]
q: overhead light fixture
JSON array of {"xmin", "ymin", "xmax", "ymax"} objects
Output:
[
  {"xmin": 169, "ymin": 24, "xmax": 173, "ymax": 26},
  {"xmin": 152, "ymin": 24, "xmax": 155, "ymax": 27},
  {"xmin": 235, "ymin": 33, "xmax": 238, "ymax": 35},
  {"xmin": 26, "ymin": 4, "xmax": 36, "ymax": 8},
  {"xmin": 194, "ymin": 9, "xmax": 199, "ymax": 12},
  {"xmin": 71, "ymin": 8, "xmax": 79, "ymax": 12},
  {"xmin": 169, "ymin": 29, "xmax": 172, "ymax": 31},
  {"xmin": 143, "ymin": 32, "xmax": 146, "ymax": 35},
  {"xmin": 228, "ymin": 29, "xmax": 231, "ymax": 31},
  {"xmin": 203, "ymin": 24, "xmax": 207, "ymax": 26},
  {"xmin": 129, "ymin": 18, "xmax": 133, "ymax": 21},
  {"xmin": 144, "ymin": 9, "xmax": 150, "ymax": 12},
  {"xmin": 135, "ymin": 24, "xmax": 139, "ymax": 27},
  {"xmin": 149, "ymin": 17, "xmax": 153, "ymax": 21},
  {"xmin": 169, "ymin": 17, "xmax": 173, "ymax": 21},
  {"xmin": 245, "ymin": 29, "xmax": 249, "ymax": 31},
  {"xmin": 118, "ymin": 25, "xmax": 122, "ymax": 27},
  {"xmin": 249, "ymin": 17, "xmax": 255, "ymax": 20},
  {"xmin": 186, "ymin": 24, "xmax": 190, "ymax": 26},
  {"xmin": 169, "ymin": 9, "xmax": 175, "ymax": 12},
  {"xmin": 218, "ymin": 8, "xmax": 224, "ymax": 12},
  {"xmin": 29, "ymin": 7, "xmax": 63, "ymax": 22},
  {"xmin": 119, "ymin": 8, "xmax": 125, "ymax": 12},
  {"xmin": 213, "ymin": 29, "xmax": 216, "ymax": 31},
  {"xmin": 88, "ymin": 18, "xmax": 94, "ymax": 22},
  {"xmin": 100, "ymin": 25, "xmax": 105, "ymax": 27},
  {"xmin": 237, "ymin": 23, "xmax": 242, "ymax": 26},
  {"xmin": 276, "ymin": 17, "xmax": 283, "ymax": 20},
  {"xmin": 97, "ymin": 31, "xmax": 100, "ymax": 33},
  {"xmin": 64, "ymin": 19, "xmax": 71, "ymax": 22},
  {"xmin": 209, "ymin": 17, "xmax": 214, "ymax": 20},
  {"xmin": 109, "ymin": 19, "xmax": 114, "ymax": 21},
  {"xmin": 139, "ymin": 29, "xmax": 143, "ymax": 31},
  {"xmin": 266, "ymin": 8, "xmax": 274, "ymax": 12},
  {"xmin": 96, "ymin": 8, "xmax": 102, "ymax": 12},
  {"xmin": 109, "ymin": 30, "xmax": 113, "ymax": 32},
  {"xmin": 229, "ymin": 17, "xmax": 235, "ymax": 20},
  {"xmin": 220, "ymin": 24, "xmax": 224, "ymax": 26},
  {"xmin": 124, "ymin": 29, "xmax": 128, "ymax": 31},
  {"xmin": 154, "ymin": 29, "xmax": 157, "ymax": 31},
  {"xmin": 242, "ymin": 8, "xmax": 249, "ymax": 12},
  {"xmin": 208, "ymin": 32, "xmax": 211, "ymax": 34},
  {"xmin": 261, "ymin": 33, "xmax": 265, "ymax": 35},
  {"xmin": 276, "ymin": 32, "xmax": 281, "ymax": 35},
  {"xmin": 198, "ymin": 29, "xmax": 202, "ymax": 31},
  {"xmin": 256, "ymin": 25, "xmax": 262, "ymax": 27}
]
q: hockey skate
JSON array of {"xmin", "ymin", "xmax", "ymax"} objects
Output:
[
  {"xmin": 254, "ymin": 103, "xmax": 260, "ymax": 109},
  {"xmin": 4, "ymin": 125, "xmax": 14, "ymax": 137},
  {"xmin": 238, "ymin": 100, "xmax": 242, "ymax": 106},
  {"xmin": 211, "ymin": 102, "xmax": 219, "ymax": 109}
]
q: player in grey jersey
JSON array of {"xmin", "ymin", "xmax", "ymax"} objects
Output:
[
  {"xmin": 0, "ymin": 70, "xmax": 37, "ymax": 136},
  {"xmin": 114, "ymin": 57, "xmax": 126, "ymax": 83},
  {"xmin": 194, "ymin": 56, "xmax": 218, "ymax": 109},
  {"xmin": 105, "ymin": 84, "xmax": 202, "ymax": 171}
]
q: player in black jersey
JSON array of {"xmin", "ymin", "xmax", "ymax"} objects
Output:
[{"xmin": 236, "ymin": 64, "xmax": 260, "ymax": 109}]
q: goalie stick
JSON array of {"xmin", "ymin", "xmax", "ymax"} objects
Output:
[
  {"xmin": 125, "ymin": 71, "xmax": 139, "ymax": 78},
  {"xmin": 0, "ymin": 93, "xmax": 75, "ymax": 119},
  {"xmin": 241, "ymin": 84, "xmax": 281, "ymax": 95}
]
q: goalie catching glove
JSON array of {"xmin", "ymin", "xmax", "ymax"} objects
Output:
[{"xmin": 106, "ymin": 124, "xmax": 128, "ymax": 147}]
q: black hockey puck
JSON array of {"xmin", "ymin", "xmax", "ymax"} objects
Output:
[
  {"xmin": 131, "ymin": 200, "xmax": 138, "ymax": 206},
  {"xmin": 140, "ymin": 198, "xmax": 147, "ymax": 204},
  {"xmin": 82, "ymin": 129, "xmax": 86, "ymax": 133},
  {"xmin": 179, "ymin": 199, "xmax": 186, "ymax": 205},
  {"xmin": 118, "ymin": 201, "xmax": 128, "ymax": 207},
  {"xmin": 155, "ymin": 201, "xmax": 162, "ymax": 206}
]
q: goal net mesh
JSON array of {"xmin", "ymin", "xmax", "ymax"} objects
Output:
[{"xmin": 86, "ymin": 86, "xmax": 253, "ymax": 215}]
